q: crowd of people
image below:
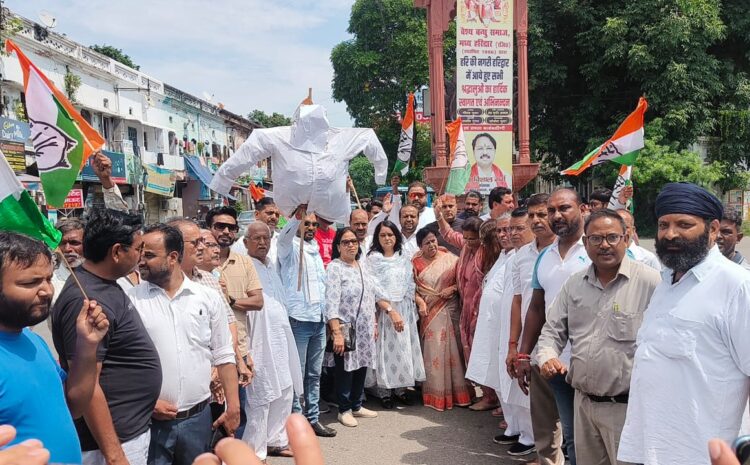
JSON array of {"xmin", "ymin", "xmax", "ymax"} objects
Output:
[{"xmin": 1, "ymin": 160, "xmax": 750, "ymax": 465}]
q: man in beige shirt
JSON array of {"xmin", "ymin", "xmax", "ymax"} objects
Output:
[
  {"xmin": 206, "ymin": 206, "xmax": 264, "ymax": 439},
  {"xmin": 536, "ymin": 209, "xmax": 661, "ymax": 465}
]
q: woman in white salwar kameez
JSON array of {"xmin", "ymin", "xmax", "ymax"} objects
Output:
[{"xmin": 366, "ymin": 220, "xmax": 427, "ymax": 409}]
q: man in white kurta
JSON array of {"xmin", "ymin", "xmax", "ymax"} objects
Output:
[
  {"xmin": 210, "ymin": 104, "xmax": 388, "ymax": 223},
  {"xmin": 618, "ymin": 182, "xmax": 750, "ymax": 465},
  {"xmin": 243, "ymin": 223, "xmax": 303, "ymax": 461}
]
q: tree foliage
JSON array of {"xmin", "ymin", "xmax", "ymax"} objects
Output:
[
  {"xmin": 333, "ymin": 0, "xmax": 750, "ymax": 196},
  {"xmin": 90, "ymin": 44, "xmax": 140, "ymax": 70},
  {"xmin": 247, "ymin": 109, "xmax": 292, "ymax": 128}
]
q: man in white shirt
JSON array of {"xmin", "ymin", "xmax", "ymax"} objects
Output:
[
  {"xmin": 388, "ymin": 176, "xmax": 435, "ymax": 233},
  {"xmin": 618, "ymin": 182, "xmax": 750, "ymax": 465},
  {"xmin": 128, "ymin": 224, "xmax": 239, "ymax": 465},
  {"xmin": 717, "ymin": 207, "xmax": 750, "ymax": 271},
  {"xmin": 277, "ymin": 206, "xmax": 337, "ymax": 438},
  {"xmin": 503, "ymin": 194, "xmax": 556, "ymax": 456},
  {"xmin": 516, "ymin": 188, "xmax": 590, "ymax": 465},
  {"xmin": 243, "ymin": 222, "xmax": 303, "ymax": 461},
  {"xmin": 481, "ymin": 187, "xmax": 515, "ymax": 221},
  {"xmin": 616, "ymin": 209, "xmax": 661, "ymax": 271}
]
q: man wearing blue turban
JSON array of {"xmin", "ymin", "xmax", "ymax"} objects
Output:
[{"xmin": 618, "ymin": 182, "xmax": 750, "ymax": 465}]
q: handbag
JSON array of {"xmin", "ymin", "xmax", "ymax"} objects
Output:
[{"xmin": 326, "ymin": 264, "xmax": 364, "ymax": 353}]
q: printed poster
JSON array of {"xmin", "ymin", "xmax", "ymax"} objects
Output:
[{"xmin": 456, "ymin": 0, "xmax": 514, "ymax": 193}]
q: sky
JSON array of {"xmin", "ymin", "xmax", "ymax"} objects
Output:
[{"xmin": 8, "ymin": 0, "xmax": 356, "ymax": 126}]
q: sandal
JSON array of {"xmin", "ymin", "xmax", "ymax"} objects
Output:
[
  {"xmin": 380, "ymin": 396, "xmax": 395, "ymax": 409},
  {"xmin": 491, "ymin": 407, "xmax": 504, "ymax": 417},
  {"xmin": 267, "ymin": 446, "xmax": 294, "ymax": 457}
]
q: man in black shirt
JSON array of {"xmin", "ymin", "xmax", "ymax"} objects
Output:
[{"xmin": 52, "ymin": 208, "xmax": 161, "ymax": 465}]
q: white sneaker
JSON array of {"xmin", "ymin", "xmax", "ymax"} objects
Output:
[
  {"xmin": 338, "ymin": 410, "xmax": 358, "ymax": 427},
  {"xmin": 352, "ymin": 407, "xmax": 378, "ymax": 418}
]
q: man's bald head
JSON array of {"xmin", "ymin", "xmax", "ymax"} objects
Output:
[
  {"xmin": 244, "ymin": 222, "xmax": 272, "ymax": 261},
  {"xmin": 350, "ymin": 209, "xmax": 369, "ymax": 242}
]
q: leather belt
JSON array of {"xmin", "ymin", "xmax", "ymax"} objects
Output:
[
  {"xmin": 587, "ymin": 393, "xmax": 629, "ymax": 404},
  {"xmin": 175, "ymin": 399, "xmax": 210, "ymax": 420}
]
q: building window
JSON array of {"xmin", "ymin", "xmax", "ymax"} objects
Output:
[
  {"xmin": 169, "ymin": 116, "xmax": 173, "ymax": 124},
  {"xmin": 103, "ymin": 98, "xmax": 109, "ymax": 108},
  {"xmin": 80, "ymin": 109, "xmax": 92, "ymax": 124},
  {"xmin": 144, "ymin": 131, "xmax": 148, "ymax": 151}
]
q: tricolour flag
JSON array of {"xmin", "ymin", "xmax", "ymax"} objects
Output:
[
  {"xmin": 445, "ymin": 118, "xmax": 471, "ymax": 194},
  {"xmin": 608, "ymin": 164, "xmax": 634, "ymax": 211},
  {"xmin": 394, "ymin": 93, "xmax": 416, "ymax": 176},
  {"xmin": 6, "ymin": 40, "xmax": 105, "ymax": 207},
  {"xmin": 0, "ymin": 150, "xmax": 61, "ymax": 248},
  {"xmin": 561, "ymin": 97, "xmax": 648, "ymax": 176}
]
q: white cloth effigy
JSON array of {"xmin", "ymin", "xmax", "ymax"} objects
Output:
[{"xmin": 210, "ymin": 105, "xmax": 388, "ymax": 223}]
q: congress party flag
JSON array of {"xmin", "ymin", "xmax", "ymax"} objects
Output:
[
  {"xmin": 6, "ymin": 40, "xmax": 105, "ymax": 207},
  {"xmin": 394, "ymin": 93, "xmax": 416, "ymax": 176},
  {"xmin": 608, "ymin": 164, "xmax": 634, "ymax": 212},
  {"xmin": 561, "ymin": 98, "xmax": 648, "ymax": 176},
  {"xmin": 0, "ymin": 150, "xmax": 61, "ymax": 248},
  {"xmin": 445, "ymin": 118, "xmax": 471, "ymax": 195}
]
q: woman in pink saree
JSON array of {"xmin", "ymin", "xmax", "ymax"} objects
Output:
[{"xmin": 412, "ymin": 229, "xmax": 472, "ymax": 411}]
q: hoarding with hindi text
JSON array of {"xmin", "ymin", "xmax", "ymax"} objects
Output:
[{"xmin": 456, "ymin": 0, "xmax": 514, "ymax": 193}]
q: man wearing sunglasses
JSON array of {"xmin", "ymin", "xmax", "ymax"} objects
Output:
[
  {"xmin": 206, "ymin": 206, "xmax": 264, "ymax": 439},
  {"xmin": 276, "ymin": 205, "xmax": 337, "ymax": 438},
  {"xmin": 534, "ymin": 209, "xmax": 660, "ymax": 465},
  {"xmin": 387, "ymin": 176, "xmax": 435, "ymax": 234}
]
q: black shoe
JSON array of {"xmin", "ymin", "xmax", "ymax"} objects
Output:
[
  {"xmin": 493, "ymin": 433, "xmax": 520, "ymax": 445},
  {"xmin": 507, "ymin": 442, "xmax": 536, "ymax": 456},
  {"xmin": 394, "ymin": 393, "xmax": 414, "ymax": 406},
  {"xmin": 310, "ymin": 421, "xmax": 337, "ymax": 437},
  {"xmin": 381, "ymin": 396, "xmax": 395, "ymax": 409},
  {"xmin": 319, "ymin": 402, "xmax": 331, "ymax": 414}
]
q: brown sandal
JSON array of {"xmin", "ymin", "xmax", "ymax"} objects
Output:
[{"xmin": 267, "ymin": 446, "xmax": 294, "ymax": 457}]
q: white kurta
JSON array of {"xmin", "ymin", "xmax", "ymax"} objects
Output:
[
  {"xmin": 246, "ymin": 258, "xmax": 303, "ymax": 408},
  {"xmin": 627, "ymin": 243, "xmax": 661, "ymax": 271},
  {"xmin": 466, "ymin": 250, "xmax": 514, "ymax": 390},
  {"xmin": 210, "ymin": 107, "xmax": 388, "ymax": 223},
  {"xmin": 388, "ymin": 195, "xmax": 436, "ymax": 233},
  {"xmin": 618, "ymin": 246, "xmax": 750, "ymax": 465},
  {"xmin": 503, "ymin": 241, "xmax": 542, "ymax": 408},
  {"xmin": 365, "ymin": 252, "xmax": 426, "ymax": 390},
  {"xmin": 231, "ymin": 233, "xmax": 278, "ymax": 269}
]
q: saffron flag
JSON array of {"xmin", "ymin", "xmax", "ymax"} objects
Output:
[
  {"xmin": 561, "ymin": 98, "xmax": 648, "ymax": 176},
  {"xmin": 249, "ymin": 183, "xmax": 265, "ymax": 202},
  {"xmin": 394, "ymin": 93, "xmax": 416, "ymax": 176},
  {"xmin": 0, "ymin": 150, "xmax": 61, "ymax": 248},
  {"xmin": 6, "ymin": 40, "xmax": 105, "ymax": 207},
  {"xmin": 445, "ymin": 118, "xmax": 471, "ymax": 195}
]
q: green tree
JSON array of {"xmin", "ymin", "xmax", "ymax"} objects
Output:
[
  {"xmin": 331, "ymin": 0, "xmax": 453, "ymax": 188},
  {"xmin": 90, "ymin": 44, "xmax": 140, "ymax": 70},
  {"xmin": 247, "ymin": 109, "xmax": 292, "ymax": 128},
  {"xmin": 528, "ymin": 0, "xmax": 727, "ymax": 182}
]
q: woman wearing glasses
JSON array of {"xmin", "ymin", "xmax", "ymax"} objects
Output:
[
  {"xmin": 365, "ymin": 221, "xmax": 426, "ymax": 409},
  {"xmin": 325, "ymin": 227, "xmax": 393, "ymax": 427}
]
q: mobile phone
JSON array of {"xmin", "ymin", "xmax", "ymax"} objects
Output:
[{"xmin": 733, "ymin": 435, "xmax": 750, "ymax": 464}]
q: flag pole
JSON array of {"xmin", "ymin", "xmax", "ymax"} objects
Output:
[{"xmin": 54, "ymin": 248, "xmax": 89, "ymax": 300}]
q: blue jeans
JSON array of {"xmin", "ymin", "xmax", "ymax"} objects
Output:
[
  {"xmin": 289, "ymin": 318, "xmax": 327, "ymax": 423},
  {"xmin": 549, "ymin": 374, "xmax": 576, "ymax": 465},
  {"xmin": 149, "ymin": 402, "xmax": 212, "ymax": 465},
  {"xmin": 333, "ymin": 355, "xmax": 367, "ymax": 414}
]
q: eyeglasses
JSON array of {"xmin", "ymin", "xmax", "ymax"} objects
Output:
[
  {"xmin": 408, "ymin": 192, "xmax": 426, "ymax": 199},
  {"xmin": 186, "ymin": 238, "xmax": 205, "ymax": 247},
  {"xmin": 211, "ymin": 222, "xmax": 239, "ymax": 233},
  {"xmin": 340, "ymin": 239, "xmax": 359, "ymax": 246},
  {"xmin": 463, "ymin": 236, "xmax": 480, "ymax": 243},
  {"xmin": 204, "ymin": 242, "xmax": 219, "ymax": 248},
  {"xmin": 498, "ymin": 227, "xmax": 511, "ymax": 234},
  {"xmin": 304, "ymin": 221, "xmax": 320, "ymax": 227},
  {"xmin": 586, "ymin": 234, "xmax": 624, "ymax": 247}
]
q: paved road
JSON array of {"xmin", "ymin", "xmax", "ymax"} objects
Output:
[{"xmin": 270, "ymin": 400, "xmax": 524, "ymax": 465}]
